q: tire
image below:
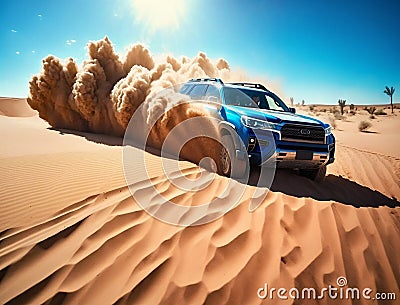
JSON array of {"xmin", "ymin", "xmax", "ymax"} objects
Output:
[
  {"xmin": 220, "ymin": 135, "xmax": 248, "ymax": 179},
  {"xmin": 299, "ymin": 165, "xmax": 326, "ymax": 182}
]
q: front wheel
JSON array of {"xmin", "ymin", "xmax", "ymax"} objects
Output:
[
  {"xmin": 299, "ymin": 165, "xmax": 326, "ymax": 182},
  {"xmin": 220, "ymin": 135, "xmax": 248, "ymax": 179}
]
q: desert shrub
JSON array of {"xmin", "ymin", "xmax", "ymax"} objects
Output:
[
  {"xmin": 349, "ymin": 110, "xmax": 356, "ymax": 115},
  {"xmin": 321, "ymin": 108, "xmax": 327, "ymax": 112},
  {"xmin": 350, "ymin": 103, "xmax": 355, "ymax": 110},
  {"xmin": 375, "ymin": 108, "xmax": 387, "ymax": 115},
  {"xmin": 366, "ymin": 106, "xmax": 376, "ymax": 115},
  {"xmin": 334, "ymin": 112, "xmax": 343, "ymax": 120},
  {"xmin": 309, "ymin": 105, "xmax": 315, "ymax": 111},
  {"xmin": 359, "ymin": 120, "xmax": 372, "ymax": 132},
  {"xmin": 330, "ymin": 106, "xmax": 340, "ymax": 114},
  {"xmin": 328, "ymin": 116, "xmax": 337, "ymax": 129},
  {"xmin": 369, "ymin": 115, "xmax": 375, "ymax": 119}
]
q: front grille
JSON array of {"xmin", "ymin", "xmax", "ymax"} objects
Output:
[{"xmin": 280, "ymin": 124, "xmax": 325, "ymax": 144}]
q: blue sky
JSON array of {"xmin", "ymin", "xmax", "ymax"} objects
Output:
[{"xmin": 1, "ymin": 0, "xmax": 399, "ymax": 105}]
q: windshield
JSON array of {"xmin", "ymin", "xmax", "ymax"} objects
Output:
[{"xmin": 223, "ymin": 87, "xmax": 289, "ymax": 112}]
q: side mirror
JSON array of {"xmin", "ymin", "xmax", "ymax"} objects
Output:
[{"xmin": 289, "ymin": 107, "xmax": 296, "ymax": 114}]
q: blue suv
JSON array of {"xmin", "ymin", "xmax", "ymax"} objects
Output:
[{"xmin": 179, "ymin": 78, "xmax": 335, "ymax": 182}]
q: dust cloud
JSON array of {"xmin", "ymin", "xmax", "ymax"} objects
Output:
[{"xmin": 27, "ymin": 36, "xmax": 274, "ymax": 171}]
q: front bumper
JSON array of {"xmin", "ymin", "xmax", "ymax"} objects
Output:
[
  {"xmin": 273, "ymin": 148, "xmax": 329, "ymax": 168},
  {"xmin": 242, "ymin": 127, "xmax": 335, "ymax": 168},
  {"xmin": 249, "ymin": 148, "xmax": 330, "ymax": 168},
  {"xmin": 248, "ymin": 136, "xmax": 335, "ymax": 168}
]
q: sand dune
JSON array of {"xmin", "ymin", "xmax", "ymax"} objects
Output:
[
  {"xmin": 0, "ymin": 98, "xmax": 399, "ymax": 304},
  {"xmin": 0, "ymin": 97, "xmax": 37, "ymax": 117}
]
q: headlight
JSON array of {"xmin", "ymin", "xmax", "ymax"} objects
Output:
[
  {"xmin": 325, "ymin": 125, "xmax": 332, "ymax": 135},
  {"xmin": 241, "ymin": 115, "xmax": 278, "ymax": 130}
]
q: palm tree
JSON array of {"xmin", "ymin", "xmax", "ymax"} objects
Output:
[{"xmin": 383, "ymin": 86, "xmax": 395, "ymax": 114}]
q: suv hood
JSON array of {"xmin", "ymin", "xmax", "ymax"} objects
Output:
[{"xmin": 225, "ymin": 106, "xmax": 325, "ymax": 126}]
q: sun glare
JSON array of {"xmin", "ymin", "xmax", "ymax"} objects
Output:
[{"xmin": 132, "ymin": 0, "xmax": 185, "ymax": 32}]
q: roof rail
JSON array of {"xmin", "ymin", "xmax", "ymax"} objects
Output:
[
  {"xmin": 189, "ymin": 78, "xmax": 224, "ymax": 84},
  {"xmin": 228, "ymin": 82, "xmax": 268, "ymax": 91}
]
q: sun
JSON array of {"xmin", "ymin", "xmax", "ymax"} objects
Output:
[{"xmin": 132, "ymin": 0, "xmax": 185, "ymax": 32}]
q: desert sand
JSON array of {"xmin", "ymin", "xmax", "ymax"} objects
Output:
[
  {"xmin": 298, "ymin": 104, "xmax": 400, "ymax": 158},
  {"xmin": 0, "ymin": 98, "xmax": 399, "ymax": 305}
]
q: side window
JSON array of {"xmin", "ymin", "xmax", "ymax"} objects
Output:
[
  {"xmin": 258, "ymin": 95, "xmax": 269, "ymax": 109},
  {"xmin": 188, "ymin": 84, "xmax": 208, "ymax": 99},
  {"xmin": 179, "ymin": 83, "xmax": 194, "ymax": 95},
  {"xmin": 205, "ymin": 85, "xmax": 221, "ymax": 102}
]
